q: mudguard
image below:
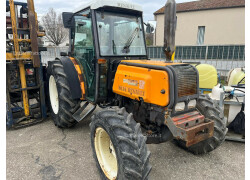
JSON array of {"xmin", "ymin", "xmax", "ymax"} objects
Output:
[{"xmin": 60, "ymin": 57, "xmax": 82, "ymax": 99}]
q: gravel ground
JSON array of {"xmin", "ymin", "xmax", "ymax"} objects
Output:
[{"xmin": 7, "ymin": 111, "xmax": 245, "ymax": 180}]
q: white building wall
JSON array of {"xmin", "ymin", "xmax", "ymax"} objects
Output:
[{"xmin": 154, "ymin": 7, "xmax": 245, "ymax": 46}]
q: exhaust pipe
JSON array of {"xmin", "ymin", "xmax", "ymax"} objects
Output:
[{"xmin": 164, "ymin": 0, "xmax": 177, "ymax": 61}]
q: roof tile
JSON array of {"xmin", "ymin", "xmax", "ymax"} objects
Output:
[{"xmin": 154, "ymin": 0, "xmax": 245, "ymax": 15}]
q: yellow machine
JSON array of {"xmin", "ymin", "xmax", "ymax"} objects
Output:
[
  {"xmin": 193, "ymin": 63, "xmax": 218, "ymax": 94},
  {"xmin": 196, "ymin": 64, "xmax": 218, "ymax": 88},
  {"xmin": 227, "ymin": 67, "xmax": 245, "ymax": 86},
  {"xmin": 46, "ymin": 0, "xmax": 227, "ymax": 179},
  {"xmin": 6, "ymin": 0, "xmax": 46, "ymax": 128}
]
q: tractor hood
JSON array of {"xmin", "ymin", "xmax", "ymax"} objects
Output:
[
  {"xmin": 113, "ymin": 60, "xmax": 199, "ymax": 108},
  {"xmin": 121, "ymin": 60, "xmax": 181, "ymax": 67}
]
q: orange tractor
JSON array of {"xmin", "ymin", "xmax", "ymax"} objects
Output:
[{"xmin": 47, "ymin": 0, "xmax": 227, "ymax": 179}]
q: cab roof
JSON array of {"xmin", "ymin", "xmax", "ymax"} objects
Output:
[{"xmin": 73, "ymin": 0, "xmax": 143, "ymax": 13}]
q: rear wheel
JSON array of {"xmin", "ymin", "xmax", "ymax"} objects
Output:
[
  {"xmin": 90, "ymin": 107, "xmax": 152, "ymax": 180},
  {"xmin": 174, "ymin": 94, "xmax": 227, "ymax": 154},
  {"xmin": 47, "ymin": 60, "xmax": 80, "ymax": 128}
]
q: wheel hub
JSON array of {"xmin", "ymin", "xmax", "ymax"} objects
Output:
[
  {"xmin": 94, "ymin": 127, "xmax": 118, "ymax": 179},
  {"xmin": 109, "ymin": 140, "xmax": 116, "ymax": 159},
  {"xmin": 49, "ymin": 75, "xmax": 59, "ymax": 114}
]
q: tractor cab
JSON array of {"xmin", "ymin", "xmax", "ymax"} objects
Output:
[{"xmin": 62, "ymin": 0, "xmax": 147, "ymax": 103}]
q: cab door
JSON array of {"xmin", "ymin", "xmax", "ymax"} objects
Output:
[{"xmin": 73, "ymin": 9, "xmax": 96, "ymax": 102}]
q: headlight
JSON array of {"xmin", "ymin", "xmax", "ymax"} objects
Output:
[
  {"xmin": 188, "ymin": 100, "xmax": 197, "ymax": 109},
  {"xmin": 175, "ymin": 102, "xmax": 185, "ymax": 112}
]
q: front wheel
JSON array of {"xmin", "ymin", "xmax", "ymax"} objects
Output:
[
  {"xmin": 174, "ymin": 94, "xmax": 227, "ymax": 154},
  {"xmin": 90, "ymin": 107, "xmax": 152, "ymax": 180},
  {"xmin": 47, "ymin": 60, "xmax": 80, "ymax": 128}
]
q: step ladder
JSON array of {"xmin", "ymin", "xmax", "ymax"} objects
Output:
[{"xmin": 72, "ymin": 101, "xmax": 96, "ymax": 122}]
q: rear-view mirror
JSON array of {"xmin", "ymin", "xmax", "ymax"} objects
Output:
[
  {"xmin": 145, "ymin": 21, "xmax": 156, "ymax": 34},
  {"xmin": 62, "ymin": 12, "xmax": 75, "ymax": 28}
]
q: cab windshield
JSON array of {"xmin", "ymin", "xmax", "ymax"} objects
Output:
[{"xmin": 96, "ymin": 11, "xmax": 146, "ymax": 56}]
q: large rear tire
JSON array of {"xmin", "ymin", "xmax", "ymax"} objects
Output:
[
  {"xmin": 90, "ymin": 107, "xmax": 152, "ymax": 180},
  {"xmin": 174, "ymin": 94, "xmax": 227, "ymax": 154},
  {"xmin": 47, "ymin": 60, "xmax": 80, "ymax": 128}
]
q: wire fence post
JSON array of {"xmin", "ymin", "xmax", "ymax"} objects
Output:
[
  {"xmin": 54, "ymin": 47, "xmax": 56, "ymax": 58},
  {"xmin": 199, "ymin": 46, "xmax": 202, "ymax": 60},
  {"xmin": 211, "ymin": 46, "xmax": 214, "ymax": 61},
  {"xmin": 243, "ymin": 49, "xmax": 245, "ymax": 60},
  {"xmin": 205, "ymin": 45, "xmax": 208, "ymax": 63},
  {"xmin": 189, "ymin": 47, "xmax": 193, "ymax": 60},
  {"xmin": 238, "ymin": 45, "xmax": 240, "ymax": 61},
  {"xmin": 181, "ymin": 46, "xmax": 183, "ymax": 61},
  {"xmin": 152, "ymin": 47, "xmax": 155, "ymax": 58},
  {"xmin": 159, "ymin": 47, "xmax": 162, "ymax": 59},
  {"xmin": 227, "ymin": 45, "xmax": 230, "ymax": 60},
  {"xmin": 156, "ymin": 47, "xmax": 159, "ymax": 59}
]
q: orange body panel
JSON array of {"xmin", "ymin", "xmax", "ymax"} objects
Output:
[
  {"xmin": 113, "ymin": 62, "xmax": 171, "ymax": 107},
  {"xmin": 70, "ymin": 57, "xmax": 85, "ymax": 100}
]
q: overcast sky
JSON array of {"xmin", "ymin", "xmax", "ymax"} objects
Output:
[{"xmin": 20, "ymin": 0, "xmax": 196, "ymax": 22}]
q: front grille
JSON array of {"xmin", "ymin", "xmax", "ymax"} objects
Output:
[{"xmin": 171, "ymin": 64, "xmax": 198, "ymax": 97}]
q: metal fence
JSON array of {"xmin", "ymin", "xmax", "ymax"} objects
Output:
[
  {"xmin": 147, "ymin": 45, "xmax": 245, "ymax": 76},
  {"xmin": 41, "ymin": 45, "xmax": 245, "ymax": 76},
  {"xmin": 147, "ymin": 45, "xmax": 245, "ymax": 60},
  {"xmin": 40, "ymin": 47, "xmax": 69, "ymax": 65}
]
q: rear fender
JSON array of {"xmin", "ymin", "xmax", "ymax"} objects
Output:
[{"xmin": 60, "ymin": 57, "xmax": 83, "ymax": 100}]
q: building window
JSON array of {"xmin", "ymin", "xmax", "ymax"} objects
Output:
[{"xmin": 197, "ymin": 26, "xmax": 205, "ymax": 45}]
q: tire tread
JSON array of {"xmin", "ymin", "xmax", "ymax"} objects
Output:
[
  {"xmin": 90, "ymin": 107, "xmax": 151, "ymax": 180},
  {"xmin": 47, "ymin": 60, "xmax": 80, "ymax": 128}
]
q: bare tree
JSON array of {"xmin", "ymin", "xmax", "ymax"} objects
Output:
[
  {"xmin": 146, "ymin": 33, "xmax": 154, "ymax": 46},
  {"xmin": 42, "ymin": 8, "xmax": 68, "ymax": 46}
]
